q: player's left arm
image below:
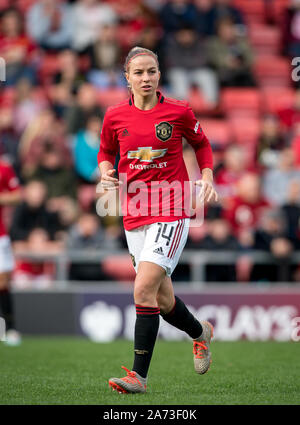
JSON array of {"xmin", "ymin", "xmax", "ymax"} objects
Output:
[{"xmin": 183, "ymin": 106, "xmax": 218, "ymax": 204}]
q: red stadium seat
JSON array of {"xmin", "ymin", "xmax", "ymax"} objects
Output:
[
  {"xmin": 262, "ymin": 87, "xmax": 296, "ymax": 114},
  {"xmin": 97, "ymin": 88, "xmax": 128, "ymax": 109},
  {"xmin": 200, "ymin": 119, "xmax": 232, "ymax": 147},
  {"xmin": 229, "ymin": 116, "xmax": 260, "ymax": 145},
  {"xmin": 249, "ymin": 24, "xmax": 281, "ymax": 56},
  {"xmin": 221, "ymin": 88, "xmax": 261, "ymax": 118},
  {"xmin": 233, "ymin": 0, "xmax": 266, "ymax": 24},
  {"xmin": 271, "ymin": 0, "xmax": 289, "ymax": 24},
  {"xmin": 254, "ymin": 56, "xmax": 292, "ymax": 88},
  {"xmin": 0, "ymin": 87, "xmax": 16, "ymax": 107},
  {"xmin": 16, "ymin": 0, "xmax": 36, "ymax": 14},
  {"xmin": 102, "ymin": 255, "xmax": 136, "ymax": 282},
  {"xmin": 187, "ymin": 89, "xmax": 215, "ymax": 114}
]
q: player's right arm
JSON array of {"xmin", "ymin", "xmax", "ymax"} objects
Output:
[{"xmin": 97, "ymin": 109, "xmax": 121, "ymax": 191}]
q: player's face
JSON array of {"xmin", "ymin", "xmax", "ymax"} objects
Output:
[{"xmin": 126, "ymin": 55, "xmax": 160, "ymax": 98}]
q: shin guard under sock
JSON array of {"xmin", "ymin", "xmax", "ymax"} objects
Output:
[{"xmin": 132, "ymin": 305, "xmax": 160, "ymax": 378}]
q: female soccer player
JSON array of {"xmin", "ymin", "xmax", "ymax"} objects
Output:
[{"xmin": 98, "ymin": 46, "xmax": 218, "ymax": 394}]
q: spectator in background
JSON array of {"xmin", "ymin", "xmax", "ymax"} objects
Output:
[
  {"xmin": 13, "ymin": 228, "xmax": 63, "ymax": 289},
  {"xmin": 224, "ymin": 172, "xmax": 270, "ymax": 247},
  {"xmin": 52, "ymin": 49, "xmax": 86, "ymax": 95},
  {"xmin": 215, "ymin": 144, "xmax": 250, "ymax": 202},
  {"xmin": 71, "ymin": 0, "xmax": 117, "ymax": 53},
  {"xmin": 263, "ymin": 148, "xmax": 300, "ymax": 206},
  {"xmin": 159, "ymin": 0, "xmax": 198, "ymax": 35},
  {"xmin": 28, "ymin": 143, "xmax": 78, "ymax": 214},
  {"xmin": 65, "ymin": 83, "xmax": 103, "ymax": 134},
  {"xmin": 210, "ymin": 0, "xmax": 245, "ymax": 35},
  {"xmin": 281, "ymin": 180, "xmax": 300, "ymax": 247},
  {"xmin": 0, "ymin": 107, "xmax": 20, "ymax": 174},
  {"xmin": 73, "ymin": 115, "xmax": 101, "ymax": 183},
  {"xmin": 200, "ymin": 217, "xmax": 240, "ymax": 282},
  {"xmin": 13, "ymin": 78, "xmax": 48, "ymax": 136},
  {"xmin": 276, "ymin": 89, "xmax": 300, "ymax": 131},
  {"xmin": 0, "ymin": 7, "xmax": 37, "ymax": 86},
  {"xmin": 165, "ymin": 26, "xmax": 218, "ymax": 105},
  {"xmin": 257, "ymin": 115, "xmax": 286, "ymax": 169},
  {"xmin": 207, "ymin": 17, "xmax": 255, "ymax": 88},
  {"xmin": 250, "ymin": 209, "xmax": 295, "ymax": 282},
  {"xmin": 26, "ymin": 0, "xmax": 73, "ymax": 51},
  {"xmin": 194, "ymin": 0, "xmax": 215, "ymax": 37},
  {"xmin": 18, "ymin": 108, "xmax": 71, "ymax": 178},
  {"xmin": 281, "ymin": 0, "xmax": 300, "ymax": 57},
  {"xmin": 66, "ymin": 212, "xmax": 118, "ymax": 281},
  {"xmin": 10, "ymin": 180, "xmax": 62, "ymax": 242},
  {"xmin": 87, "ymin": 24, "xmax": 125, "ymax": 89}
]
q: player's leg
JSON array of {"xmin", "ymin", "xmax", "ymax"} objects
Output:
[
  {"xmin": 158, "ymin": 275, "xmax": 213, "ymax": 374},
  {"xmin": 0, "ymin": 236, "xmax": 21, "ymax": 346},
  {"xmin": 109, "ymin": 260, "xmax": 164, "ymax": 393}
]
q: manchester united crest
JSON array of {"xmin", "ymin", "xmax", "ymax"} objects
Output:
[{"xmin": 155, "ymin": 121, "xmax": 173, "ymax": 142}]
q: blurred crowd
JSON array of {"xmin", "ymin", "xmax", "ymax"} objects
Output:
[{"xmin": 0, "ymin": 0, "xmax": 300, "ymax": 285}]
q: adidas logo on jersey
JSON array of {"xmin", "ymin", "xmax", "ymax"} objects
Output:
[
  {"xmin": 153, "ymin": 247, "xmax": 164, "ymax": 255},
  {"xmin": 122, "ymin": 129, "xmax": 129, "ymax": 136}
]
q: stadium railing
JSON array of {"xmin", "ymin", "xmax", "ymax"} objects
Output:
[{"xmin": 13, "ymin": 250, "xmax": 300, "ymax": 284}]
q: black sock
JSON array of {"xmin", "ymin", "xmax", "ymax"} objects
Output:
[
  {"xmin": 161, "ymin": 296, "xmax": 202, "ymax": 339},
  {"xmin": 132, "ymin": 305, "xmax": 160, "ymax": 379},
  {"xmin": 0, "ymin": 288, "xmax": 14, "ymax": 330}
]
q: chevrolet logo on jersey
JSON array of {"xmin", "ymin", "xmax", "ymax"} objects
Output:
[{"xmin": 127, "ymin": 147, "xmax": 168, "ymax": 162}]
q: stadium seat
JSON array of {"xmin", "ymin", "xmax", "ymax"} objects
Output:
[
  {"xmin": 271, "ymin": 0, "xmax": 289, "ymax": 24},
  {"xmin": 254, "ymin": 56, "xmax": 292, "ymax": 88},
  {"xmin": 200, "ymin": 119, "xmax": 232, "ymax": 147},
  {"xmin": 233, "ymin": 0, "xmax": 266, "ymax": 24},
  {"xmin": 97, "ymin": 88, "xmax": 128, "ymax": 109},
  {"xmin": 221, "ymin": 88, "xmax": 261, "ymax": 118},
  {"xmin": 262, "ymin": 87, "xmax": 296, "ymax": 114},
  {"xmin": 187, "ymin": 89, "xmax": 214, "ymax": 115},
  {"xmin": 16, "ymin": 0, "xmax": 36, "ymax": 14},
  {"xmin": 102, "ymin": 255, "xmax": 136, "ymax": 282},
  {"xmin": 249, "ymin": 24, "xmax": 281, "ymax": 56},
  {"xmin": 228, "ymin": 117, "xmax": 260, "ymax": 165},
  {"xmin": 0, "ymin": 87, "xmax": 16, "ymax": 107}
]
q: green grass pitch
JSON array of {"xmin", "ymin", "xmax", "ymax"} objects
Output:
[{"xmin": 1, "ymin": 338, "xmax": 299, "ymax": 405}]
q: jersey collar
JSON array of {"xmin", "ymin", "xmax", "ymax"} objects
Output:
[{"xmin": 129, "ymin": 91, "xmax": 164, "ymax": 106}]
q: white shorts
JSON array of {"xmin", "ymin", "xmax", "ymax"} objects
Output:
[
  {"xmin": 125, "ymin": 218, "xmax": 190, "ymax": 277},
  {"xmin": 0, "ymin": 235, "xmax": 15, "ymax": 273}
]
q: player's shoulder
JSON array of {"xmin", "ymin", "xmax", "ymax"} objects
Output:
[
  {"xmin": 163, "ymin": 96, "xmax": 189, "ymax": 110},
  {"xmin": 0, "ymin": 159, "xmax": 14, "ymax": 173},
  {"xmin": 105, "ymin": 99, "xmax": 130, "ymax": 117}
]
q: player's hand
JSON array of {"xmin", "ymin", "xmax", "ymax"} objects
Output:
[
  {"xmin": 100, "ymin": 169, "xmax": 122, "ymax": 191},
  {"xmin": 194, "ymin": 179, "xmax": 218, "ymax": 204}
]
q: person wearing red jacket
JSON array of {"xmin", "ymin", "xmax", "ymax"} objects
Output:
[{"xmin": 98, "ymin": 46, "xmax": 218, "ymax": 394}]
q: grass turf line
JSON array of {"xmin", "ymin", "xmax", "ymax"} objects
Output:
[{"xmin": 0, "ymin": 338, "xmax": 299, "ymax": 405}]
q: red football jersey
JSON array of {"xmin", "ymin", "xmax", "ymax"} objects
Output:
[
  {"xmin": 0, "ymin": 161, "xmax": 21, "ymax": 236},
  {"xmin": 98, "ymin": 91, "xmax": 213, "ymax": 230}
]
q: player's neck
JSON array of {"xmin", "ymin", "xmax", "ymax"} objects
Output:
[{"xmin": 132, "ymin": 92, "xmax": 158, "ymax": 111}]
